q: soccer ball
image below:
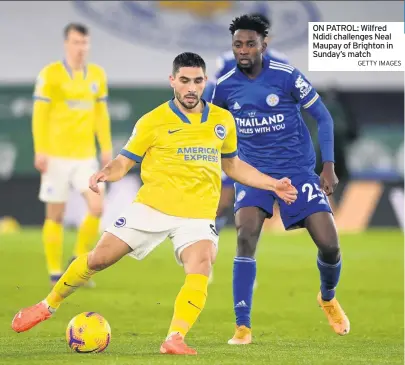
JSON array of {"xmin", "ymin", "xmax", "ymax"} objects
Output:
[{"xmin": 66, "ymin": 312, "xmax": 111, "ymax": 353}]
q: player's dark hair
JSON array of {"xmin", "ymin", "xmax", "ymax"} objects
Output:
[
  {"xmin": 249, "ymin": 13, "xmax": 271, "ymax": 29},
  {"xmin": 64, "ymin": 23, "xmax": 89, "ymax": 39},
  {"xmin": 229, "ymin": 14, "xmax": 269, "ymax": 38},
  {"xmin": 172, "ymin": 52, "xmax": 206, "ymax": 75}
]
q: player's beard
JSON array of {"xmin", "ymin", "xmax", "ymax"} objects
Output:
[
  {"xmin": 237, "ymin": 59, "xmax": 253, "ymax": 69},
  {"xmin": 237, "ymin": 56, "xmax": 261, "ymax": 75},
  {"xmin": 175, "ymin": 91, "xmax": 200, "ymax": 110}
]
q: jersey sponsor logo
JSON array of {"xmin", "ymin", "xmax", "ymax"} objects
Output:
[
  {"xmin": 168, "ymin": 129, "xmax": 182, "ymax": 134},
  {"xmin": 177, "ymin": 147, "xmax": 219, "ymax": 162},
  {"xmin": 266, "ymin": 94, "xmax": 279, "ymax": 107},
  {"xmin": 73, "ymin": 2, "xmax": 320, "ymax": 54},
  {"xmin": 235, "ymin": 115, "xmax": 285, "ymax": 135},
  {"xmin": 114, "ymin": 217, "xmax": 126, "ymax": 228},
  {"xmin": 66, "ymin": 100, "xmax": 94, "ymax": 110},
  {"xmin": 295, "ymin": 75, "xmax": 313, "ymax": 99},
  {"xmin": 214, "ymin": 124, "xmax": 226, "ymax": 140}
]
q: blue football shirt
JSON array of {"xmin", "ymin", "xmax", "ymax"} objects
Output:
[
  {"xmin": 212, "ymin": 56, "xmax": 320, "ymax": 177},
  {"xmin": 203, "ymin": 49, "xmax": 288, "ymax": 102}
]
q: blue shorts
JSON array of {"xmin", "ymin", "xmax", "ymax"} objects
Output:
[{"xmin": 234, "ymin": 173, "xmax": 333, "ymax": 230}]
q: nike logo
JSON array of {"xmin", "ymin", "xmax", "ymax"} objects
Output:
[
  {"xmin": 64, "ymin": 282, "xmax": 80, "ymax": 288},
  {"xmin": 209, "ymin": 224, "xmax": 219, "ymax": 236},
  {"xmin": 168, "ymin": 129, "xmax": 182, "ymax": 134},
  {"xmin": 188, "ymin": 301, "xmax": 201, "ymax": 310}
]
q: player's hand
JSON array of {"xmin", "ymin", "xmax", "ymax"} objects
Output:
[
  {"xmin": 89, "ymin": 171, "xmax": 107, "ymax": 195},
  {"xmin": 320, "ymin": 162, "xmax": 339, "ymax": 196},
  {"xmin": 101, "ymin": 151, "xmax": 113, "ymax": 168},
  {"xmin": 274, "ymin": 177, "xmax": 298, "ymax": 205},
  {"xmin": 34, "ymin": 154, "xmax": 48, "ymax": 173}
]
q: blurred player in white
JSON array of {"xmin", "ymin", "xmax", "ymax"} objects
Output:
[{"xmin": 32, "ymin": 23, "xmax": 112, "ymax": 287}]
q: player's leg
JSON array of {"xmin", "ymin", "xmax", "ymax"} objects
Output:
[
  {"xmin": 229, "ymin": 183, "xmax": 274, "ymax": 345},
  {"xmin": 38, "ymin": 157, "xmax": 70, "ymax": 286},
  {"xmin": 277, "ymin": 174, "xmax": 349, "ymax": 335},
  {"xmin": 304, "ymin": 212, "xmax": 350, "ymax": 335},
  {"xmin": 161, "ymin": 220, "xmax": 218, "ymax": 355},
  {"xmin": 71, "ymin": 159, "xmax": 104, "ymax": 263},
  {"xmin": 11, "ymin": 232, "xmax": 132, "ymax": 333},
  {"xmin": 73, "ymin": 189, "xmax": 104, "ymax": 258},
  {"xmin": 305, "ymin": 212, "xmax": 341, "ymax": 299},
  {"xmin": 215, "ymin": 174, "xmax": 235, "ymax": 232},
  {"xmin": 42, "ymin": 203, "xmax": 65, "ymax": 286},
  {"xmin": 210, "ymin": 177, "xmax": 234, "ymax": 284}
]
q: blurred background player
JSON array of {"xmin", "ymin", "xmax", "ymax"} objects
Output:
[
  {"xmin": 211, "ymin": 15, "xmax": 350, "ymax": 344},
  {"xmin": 13, "ymin": 52, "xmax": 297, "ymax": 355},
  {"xmin": 32, "ymin": 23, "xmax": 112, "ymax": 287},
  {"xmin": 203, "ymin": 12, "xmax": 289, "ymax": 233}
]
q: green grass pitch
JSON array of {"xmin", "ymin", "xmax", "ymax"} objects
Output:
[{"xmin": 0, "ymin": 228, "xmax": 403, "ymax": 364}]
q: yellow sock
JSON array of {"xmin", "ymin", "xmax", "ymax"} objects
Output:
[
  {"xmin": 46, "ymin": 254, "xmax": 95, "ymax": 309},
  {"xmin": 73, "ymin": 215, "xmax": 100, "ymax": 257},
  {"xmin": 168, "ymin": 274, "xmax": 208, "ymax": 338},
  {"xmin": 42, "ymin": 219, "xmax": 63, "ymax": 276}
]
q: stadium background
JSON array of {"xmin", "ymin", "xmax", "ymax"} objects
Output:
[
  {"xmin": 0, "ymin": 1, "xmax": 403, "ymax": 232},
  {"xmin": 0, "ymin": 2, "xmax": 403, "ymax": 364}
]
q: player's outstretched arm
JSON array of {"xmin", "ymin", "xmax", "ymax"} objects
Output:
[
  {"xmin": 222, "ymin": 156, "xmax": 298, "ymax": 204},
  {"xmin": 89, "ymin": 155, "xmax": 136, "ymax": 194}
]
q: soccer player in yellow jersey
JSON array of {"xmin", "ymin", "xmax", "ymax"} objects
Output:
[
  {"xmin": 12, "ymin": 53, "xmax": 297, "ymax": 355},
  {"xmin": 32, "ymin": 23, "xmax": 112, "ymax": 287}
]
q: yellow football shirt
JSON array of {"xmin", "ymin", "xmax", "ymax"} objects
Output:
[
  {"xmin": 121, "ymin": 99, "xmax": 237, "ymax": 220},
  {"xmin": 32, "ymin": 61, "xmax": 112, "ymax": 158}
]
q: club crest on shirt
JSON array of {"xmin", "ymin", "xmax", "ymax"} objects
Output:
[
  {"xmin": 114, "ymin": 217, "xmax": 126, "ymax": 228},
  {"xmin": 266, "ymin": 94, "xmax": 279, "ymax": 107},
  {"xmin": 90, "ymin": 82, "xmax": 99, "ymax": 93},
  {"xmin": 214, "ymin": 124, "xmax": 226, "ymax": 140}
]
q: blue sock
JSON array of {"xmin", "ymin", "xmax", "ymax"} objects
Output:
[
  {"xmin": 317, "ymin": 256, "xmax": 342, "ymax": 301},
  {"xmin": 233, "ymin": 257, "xmax": 256, "ymax": 328}
]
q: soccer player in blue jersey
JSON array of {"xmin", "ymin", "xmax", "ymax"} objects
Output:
[
  {"xmin": 203, "ymin": 13, "xmax": 288, "ymax": 103},
  {"xmin": 211, "ymin": 14, "xmax": 350, "ymax": 344},
  {"xmin": 205, "ymin": 13, "xmax": 289, "ymax": 233}
]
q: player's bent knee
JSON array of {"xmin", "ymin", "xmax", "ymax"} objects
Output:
[
  {"xmin": 87, "ymin": 233, "xmax": 131, "ymax": 271},
  {"xmin": 83, "ymin": 191, "xmax": 104, "ymax": 217},
  {"xmin": 87, "ymin": 250, "xmax": 110, "ymax": 271},
  {"xmin": 236, "ymin": 227, "xmax": 260, "ymax": 257},
  {"xmin": 318, "ymin": 243, "xmax": 341, "ymax": 264},
  {"xmin": 87, "ymin": 198, "xmax": 104, "ymax": 217},
  {"xmin": 89, "ymin": 204, "xmax": 103, "ymax": 218},
  {"xmin": 181, "ymin": 240, "xmax": 216, "ymax": 276},
  {"xmin": 45, "ymin": 203, "xmax": 65, "ymax": 223}
]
